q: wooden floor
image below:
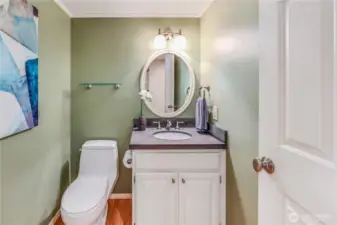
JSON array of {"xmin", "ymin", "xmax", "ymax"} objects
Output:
[{"xmin": 55, "ymin": 199, "xmax": 132, "ymax": 225}]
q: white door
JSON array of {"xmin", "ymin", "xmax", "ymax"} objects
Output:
[
  {"xmin": 134, "ymin": 173, "xmax": 178, "ymax": 225},
  {"xmin": 259, "ymin": 0, "xmax": 337, "ymax": 225},
  {"xmin": 179, "ymin": 173, "xmax": 220, "ymax": 225}
]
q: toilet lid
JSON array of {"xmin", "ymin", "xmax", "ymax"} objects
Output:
[
  {"xmin": 62, "ymin": 176, "xmax": 108, "ymax": 214},
  {"xmin": 82, "ymin": 140, "xmax": 117, "ymax": 150}
]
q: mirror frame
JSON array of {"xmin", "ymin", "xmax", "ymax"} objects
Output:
[{"xmin": 140, "ymin": 49, "xmax": 196, "ymax": 118}]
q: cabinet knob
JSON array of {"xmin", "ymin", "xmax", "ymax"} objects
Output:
[
  {"xmin": 182, "ymin": 178, "xmax": 185, "ymax": 183},
  {"xmin": 172, "ymin": 178, "xmax": 175, "ymax": 184}
]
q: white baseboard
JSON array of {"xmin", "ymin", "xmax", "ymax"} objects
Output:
[
  {"xmin": 109, "ymin": 193, "xmax": 132, "ymax": 199},
  {"xmin": 48, "ymin": 210, "xmax": 60, "ymax": 225}
]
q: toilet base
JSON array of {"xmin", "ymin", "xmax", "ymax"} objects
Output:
[
  {"xmin": 95, "ymin": 204, "xmax": 108, "ymax": 225},
  {"xmin": 61, "ymin": 202, "xmax": 108, "ymax": 225}
]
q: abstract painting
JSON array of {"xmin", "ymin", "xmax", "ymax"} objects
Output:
[{"xmin": 0, "ymin": 0, "xmax": 38, "ymax": 139}]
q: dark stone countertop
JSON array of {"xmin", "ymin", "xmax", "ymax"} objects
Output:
[{"xmin": 129, "ymin": 128, "xmax": 225, "ymax": 150}]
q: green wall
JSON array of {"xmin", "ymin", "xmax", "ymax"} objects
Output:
[
  {"xmin": 0, "ymin": 1, "xmax": 71, "ymax": 224},
  {"xmin": 71, "ymin": 18, "xmax": 200, "ymax": 193},
  {"xmin": 200, "ymin": 0, "xmax": 259, "ymax": 225}
]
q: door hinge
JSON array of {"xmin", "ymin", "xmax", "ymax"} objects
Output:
[
  {"xmin": 133, "ymin": 175, "xmax": 136, "ymax": 183},
  {"xmin": 220, "ymin": 175, "xmax": 222, "ymax": 184}
]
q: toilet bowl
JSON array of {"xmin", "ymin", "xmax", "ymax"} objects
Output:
[{"xmin": 61, "ymin": 140, "xmax": 118, "ymax": 225}]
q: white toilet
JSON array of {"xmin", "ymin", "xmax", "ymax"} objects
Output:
[{"xmin": 61, "ymin": 140, "xmax": 118, "ymax": 225}]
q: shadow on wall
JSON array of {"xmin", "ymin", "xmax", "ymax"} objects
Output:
[
  {"xmin": 113, "ymin": 133, "xmax": 133, "ymax": 193},
  {"xmin": 226, "ymin": 150, "xmax": 247, "ymax": 225},
  {"xmin": 38, "ymin": 160, "xmax": 70, "ymax": 225}
]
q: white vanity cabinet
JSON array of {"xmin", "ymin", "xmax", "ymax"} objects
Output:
[
  {"xmin": 134, "ymin": 172, "xmax": 178, "ymax": 225},
  {"xmin": 132, "ymin": 150, "xmax": 226, "ymax": 225}
]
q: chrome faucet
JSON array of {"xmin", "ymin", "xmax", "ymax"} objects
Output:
[
  {"xmin": 165, "ymin": 120, "xmax": 172, "ymax": 130},
  {"xmin": 175, "ymin": 121, "xmax": 184, "ymax": 129},
  {"xmin": 153, "ymin": 121, "xmax": 161, "ymax": 129}
]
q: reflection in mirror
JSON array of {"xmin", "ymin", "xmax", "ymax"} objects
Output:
[{"xmin": 145, "ymin": 53, "xmax": 190, "ymax": 114}]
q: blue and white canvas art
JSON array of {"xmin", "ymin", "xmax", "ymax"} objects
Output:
[{"xmin": 0, "ymin": 0, "xmax": 38, "ymax": 139}]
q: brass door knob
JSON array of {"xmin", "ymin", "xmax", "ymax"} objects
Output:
[
  {"xmin": 253, "ymin": 157, "xmax": 275, "ymax": 174},
  {"xmin": 182, "ymin": 178, "xmax": 186, "ymax": 183},
  {"xmin": 172, "ymin": 178, "xmax": 175, "ymax": 184}
]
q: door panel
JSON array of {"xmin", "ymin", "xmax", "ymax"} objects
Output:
[
  {"xmin": 135, "ymin": 173, "xmax": 178, "ymax": 225},
  {"xmin": 259, "ymin": 0, "xmax": 337, "ymax": 224},
  {"xmin": 179, "ymin": 173, "xmax": 219, "ymax": 225},
  {"xmin": 284, "ymin": 0, "xmax": 334, "ymax": 158}
]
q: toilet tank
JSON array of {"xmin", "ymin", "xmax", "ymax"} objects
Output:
[{"xmin": 79, "ymin": 140, "xmax": 118, "ymax": 188}]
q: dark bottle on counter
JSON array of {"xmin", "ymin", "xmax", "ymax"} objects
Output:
[{"xmin": 139, "ymin": 116, "xmax": 146, "ymax": 131}]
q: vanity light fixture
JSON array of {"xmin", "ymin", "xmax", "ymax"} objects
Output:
[
  {"xmin": 154, "ymin": 28, "xmax": 187, "ymax": 50},
  {"xmin": 154, "ymin": 29, "xmax": 166, "ymax": 49},
  {"xmin": 173, "ymin": 30, "xmax": 187, "ymax": 50}
]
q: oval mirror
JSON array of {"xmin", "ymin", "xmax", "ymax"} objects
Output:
[{"xmin": 140, "ymin": 50, "xmax": 196, "ymax": 118}]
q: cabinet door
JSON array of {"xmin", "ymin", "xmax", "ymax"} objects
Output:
[
  {"xmin": 135, "ymin": 173, "xmax": 178, "ymax": 225},
  {"xmin": 179, "ymin": 173, "xmax": 220, "ymax": 225}
]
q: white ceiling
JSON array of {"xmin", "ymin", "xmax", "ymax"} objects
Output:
[{"xmin": 54, "ymin": 0, "xmax": 214, "ymax": 18}]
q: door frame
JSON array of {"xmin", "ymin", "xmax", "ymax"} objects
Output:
[{"xmin": 258, "ymin": 0, "xmax": 284, "ymax": 224}]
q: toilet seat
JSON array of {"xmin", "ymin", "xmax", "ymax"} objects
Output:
[{"xmin": 61, "ymin": 176, "xmax": 108, "ymax": 215}]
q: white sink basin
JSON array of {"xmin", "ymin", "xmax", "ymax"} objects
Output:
[{"xmin": 153, "ymin": 130, "xmax": 192, "ymax": 141}]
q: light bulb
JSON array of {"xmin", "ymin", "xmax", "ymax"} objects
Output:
[
  {"xmin": 154, "ymin": 34, "xmax": 166, "ymax": 49},
  {"xmin": 173, "ymin": 35, "xmax": 187, "ymax": 50}
]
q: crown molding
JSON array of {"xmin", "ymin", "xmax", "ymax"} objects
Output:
[{"xmin": 53, "ymin": 0, "xmax": 73, "ymax": 17}]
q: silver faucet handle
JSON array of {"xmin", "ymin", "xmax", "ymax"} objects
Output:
[
  {"xmin": 153, "ymin": 121, "xmax": 161, "ymax": 129},
  {"xmin": 176, "ymin": 121, "xmax": 184, "ymax": 129}
]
